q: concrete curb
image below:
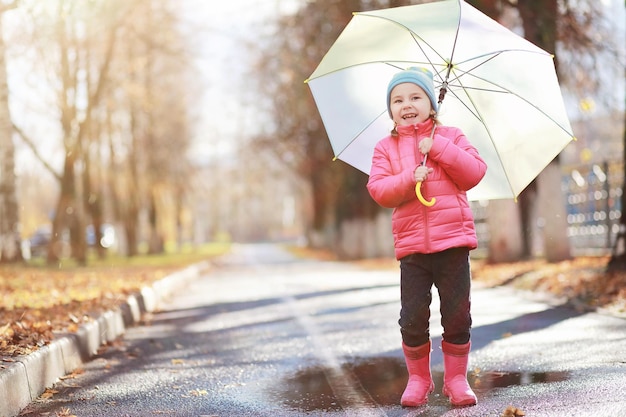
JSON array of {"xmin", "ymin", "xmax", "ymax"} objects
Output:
[{"xmin": 0, "ymin": 260, "xmax": 210, "ymax": 417}]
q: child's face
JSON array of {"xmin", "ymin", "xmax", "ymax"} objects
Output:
[{"xmin": 389, "ymin": 82, "xmax": 432, "ymax": 127}]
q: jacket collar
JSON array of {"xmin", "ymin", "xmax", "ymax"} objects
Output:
[{"xmin": 396, "ymin": 118, "xmax": 435, "ymax": 137}]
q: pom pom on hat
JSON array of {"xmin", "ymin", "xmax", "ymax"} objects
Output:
[{"xmin": 386, "ymin": 67, "xmax": 438, "ymax": 118}]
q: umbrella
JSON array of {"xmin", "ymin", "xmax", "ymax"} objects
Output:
[{"xmin": 305, "ymin": 0, "xmax": 575, "ymax": 201}]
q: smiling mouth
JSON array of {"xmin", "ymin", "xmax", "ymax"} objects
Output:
[{"xmin": 402, "ymin": 113, "xmax": 417, "ymax": 119}]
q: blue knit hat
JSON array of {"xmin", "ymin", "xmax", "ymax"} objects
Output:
[{"xmin": 386, "ymin": 67, "xmax": 438, "ymax": 118}]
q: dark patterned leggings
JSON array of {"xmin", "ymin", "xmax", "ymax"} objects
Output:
[{"xmin": 399, "ymin": 247, "xmax": 472, "ymax": 347}]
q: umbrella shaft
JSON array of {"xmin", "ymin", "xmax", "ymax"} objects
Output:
[{"xmin": 438, "ymin": 81, "xmax": 448, "ymax": 104}]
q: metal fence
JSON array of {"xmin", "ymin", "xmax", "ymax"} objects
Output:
[
  {"xmin": 564, "ymin": 161, "xmax": 622, "ymax": 255},
  {"xmin": 472, "ymin": 161, "xmax": 623, "ymax": 256}
]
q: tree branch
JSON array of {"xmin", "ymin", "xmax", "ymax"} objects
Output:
[
  {"xmin": 12, "ymin": 122, "xmax": 62, "ymax": 181},
  {"xmin": 0, "ymin": 1, "xmax": 19, "ymax": 14}
]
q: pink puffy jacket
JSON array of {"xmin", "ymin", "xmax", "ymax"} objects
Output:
[{"xmin": 367, "ymin": 119, "xmax": 487, "ymax": 260}]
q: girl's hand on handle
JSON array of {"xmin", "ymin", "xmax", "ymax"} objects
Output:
[
  {"xmin": 418, "ymin": 137, "xmax": 433, "ymax": 155},
  {"xmin": 414, "ymin": 165, "xmax": 433, "ymax": 183}
]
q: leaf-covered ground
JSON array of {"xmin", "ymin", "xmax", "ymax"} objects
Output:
[
  {"xmin": 354, "ymin": 254, "xmax": 626, "ymax": 317},
  {"xmin": 0, "ymin": 265, "xmax": 183, "ymax": 357},
  {"xmin": 471, "ymin": 255, "xmax": 626, "ymax": 316},
  {"xmin": 0, "ymin": 246, "xmax": 228, "ymax": 359},
  {"xmin": 1, "ymin": 251, "xmax": 625, "ymax": 361}
]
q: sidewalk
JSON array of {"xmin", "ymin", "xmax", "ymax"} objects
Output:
[{"xmin": 0, "ymin": 261, "xmax": 209, "ymax": 417}]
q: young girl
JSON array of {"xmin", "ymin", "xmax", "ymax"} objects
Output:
[{"xmin": 366, "ymin": 67, "xmax": 487, "ymax": 407}]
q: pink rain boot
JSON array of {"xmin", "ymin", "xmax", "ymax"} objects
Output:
[
  {"xmin": 401, "ymin": 341, "xmax": 434, "ymax": 407},
  {"xmin": 442, "ymin": 341, "xmax": 477, "ymax": 406}
]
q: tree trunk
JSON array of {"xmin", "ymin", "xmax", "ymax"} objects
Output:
[
  {"xmin": 0, "ymin": 13, "xmax": 22, "ymax": 263},
  {"xmin": 517, "ymin": 0, "xmax": 571, "ymax": 262},
  {"xmin": 147, "ymin": 191, "xmax": 164, "ymax": 254},
  {"xmin": 305, "ymin": 170, "xmax": 335, "ymax": 250},
  {"xmin": 48, "ymin": 154, "xmax": 76, "ymax": 263},
  {"xmin": 537, "ymin": 159, "xmax": 572, "ymax": 261},
  {"xmin": 487, "ymin": 199, "xmax": 524, "ymax": 263},
  {"xmin": 83, "ymin": 149, "xmax": 106, "ymax": 259},
  {"xmin": 124, "ymin": 206, "xmax": 140, "ymax": 257}
]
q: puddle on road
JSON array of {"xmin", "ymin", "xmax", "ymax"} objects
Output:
[{"xmin": 268, "ymin": 356, "xmax": 570, "ymax": 412}]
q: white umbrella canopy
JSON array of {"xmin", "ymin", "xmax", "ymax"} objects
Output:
[{"xmin": 306, "ymin": 0, "xmax": 575, "ymax": 201}]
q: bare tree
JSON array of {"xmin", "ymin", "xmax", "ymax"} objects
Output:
[
  {"xmin": 109, "ymin": 0, "xmax": 195, "ymax": 255},
  {"xmin": 252, "ymin": 0, "xmax": 404, "ymax": 252},
  {"xmin": 9, "ymin": 0, "xmax": 196, "ymax": 262},
  {"xmin": 41, "ymin": 0, "xmax": 123, "ymax": 264}
]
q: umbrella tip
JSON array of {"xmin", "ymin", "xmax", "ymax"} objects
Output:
[{"xmin": 304, "ymin": 78, "xmax": 310, "ymax": 84}]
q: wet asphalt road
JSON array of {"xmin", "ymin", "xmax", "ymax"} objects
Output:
[{"xmin": 21, "ymin": 243, "xmax": 626, "ymax": 416}]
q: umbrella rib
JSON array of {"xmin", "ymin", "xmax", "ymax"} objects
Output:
[
  {"xmin": 442, "ymin": 49, "xmax": 554, "ymax": 102},
  {"xmin": 445, "ymin": 0, "xmax": 462, "ymax": 79},
  {"xmin": 306, "ymin": 61, "xmax": 440, "ymax": 83},
  {"xmin": 352, "ymin": 11, "xmax": 456, "ymax": 84},
  {"xmin": 447, "ymin": 73, "xmax": 517, "ymax": 196},
  {"xmin": 306, "ymin": 11, "xmax": 455, "ymax": 83},
  {"xmin": 448, "ymin": 49, "xmax": 550, "ymax": 90},
  {"xmin": 447, "ymin": 65, "xmax": 574, "ymax": 198},
  {"xmin": 456, "ymin": 49, "xmax": 551, "ymax": 69},
  {"xmin": 453, "ymin": 68, "xmax": 574, "ymax": 138},
  {"xmin": 332, "ymin": 111, "xmax": 389, "ymax": 160}
]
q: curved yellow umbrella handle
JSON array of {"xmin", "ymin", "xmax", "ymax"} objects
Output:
[{"xmin": 415, "ymin": 181, "xmax": 436, "ymax": 207}]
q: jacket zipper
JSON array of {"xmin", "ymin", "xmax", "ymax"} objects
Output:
[{"xmin": 413, "ymin": 127, "xmax": 431, "ymax": 252}]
